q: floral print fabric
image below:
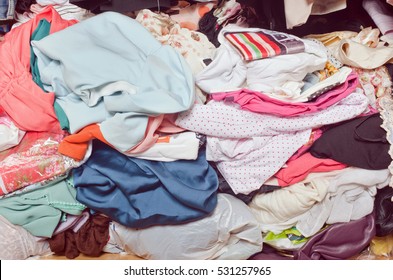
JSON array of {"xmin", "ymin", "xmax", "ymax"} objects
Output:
[{"xmin": 0, "ymin": 132, "xmax": 79, "ymax": 195}]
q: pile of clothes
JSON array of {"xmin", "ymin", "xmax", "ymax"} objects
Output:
[{"xmin": 1, "ymin": 0, "xmax": 393, "ymax": 260}]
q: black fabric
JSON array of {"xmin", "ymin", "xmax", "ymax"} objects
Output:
[
  {"xmin": 309, "ymin": 113, "xmax": 390, "ymax": 170},
  {"xmin": 198, "ymin": 0, "xmax": 271, "ymax": 47},
  {"xmin": 70, "ymin": 0, "xmax": 110, "ymax": 12},
  {"xmin": 211, "ymin": 162, "xmax": 279, "ymax": 204},
  {"xmin": 198, "ymin": 9, "xmax": 221, "ymax": 47},
  {"xmin": 386, "ymin": 63, "xmax": 393, "ymax": 81},
  {"xmin": 286, "ymin": 0, "xmax": 375, "ymax": 37},
  {"xmin": 15, "ymin": 0, "xmax": 36, "ymax": 13},
  {"xmin": 375, "ymin": 186, "xmax": 393, "ymax": 237},
  {"xmin": 100, "ymin": 0, "xmax": 177, "ymax": 12}
]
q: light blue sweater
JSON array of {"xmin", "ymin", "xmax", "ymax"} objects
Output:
[{"xmin": 32, "ymin": 11, "xmax": 195, "ymax": 152}]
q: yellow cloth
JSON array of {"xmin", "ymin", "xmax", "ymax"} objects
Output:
[{"xmin": 370, "ymin": 235, "xmax": 393, "ymax": 256}]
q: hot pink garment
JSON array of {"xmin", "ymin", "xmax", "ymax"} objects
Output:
[
  {"xmin": 0, "ymin": 7, "xmax": 76, "ymax": 133},
  {"xmin": 274, "ymin": 152, "xmax": 347, "ymax": 187},
  {"xmin": 210, "ymin": 72, "xmax": 359, "ymax": 117}
]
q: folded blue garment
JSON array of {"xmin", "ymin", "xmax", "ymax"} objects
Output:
[{"xmin": 73, "ymin": 140, "xmax": 218, "ymax": 228}]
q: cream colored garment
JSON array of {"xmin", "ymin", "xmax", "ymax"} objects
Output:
[
  {"xmin": 249, "ymin": 181, "xmax": 329, "ymax": 225},
  {"xmin": 284, "ymin": 0, "xmax": 347, "ymax": 29},
  {"xmin": 335, "ymin": 38, "xmax": 393, "ymax": 69},
  {"xmin": 249, "ymin": 169, "xmax": 344, "ymax": 228},
  {"xmin": 297, "ymin": 168, "xmax": 390, "ymax": 237},
  {"xmin": 307, "ymin": 28, "xmax": 393, "ymax": 69},
  {"xmin": 305, "ymin": 31, "xmax": 357, "ymax": 49}
]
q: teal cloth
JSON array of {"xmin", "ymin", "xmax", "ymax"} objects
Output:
[
  {"xmin": 0, "ymin": 177, "xmax": 86, "ymax": 237},
  {"xmin": 53, "ymin": 101, "xmax": 70, "ymax": 131},
  {"xmin": 30, "ymin": 18, "xmax": 70, "ymax": 131},
  {"xmin": 30, "ymin": 18, "xmax": 51, "ymax": 91}
]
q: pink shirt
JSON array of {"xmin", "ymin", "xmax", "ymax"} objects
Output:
[{"xmin": 210, "ymin": 72, "xmax": 358, "ymax": 117}]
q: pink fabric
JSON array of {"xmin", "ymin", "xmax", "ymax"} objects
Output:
[
  {"xmin": 274, "ymin": 152, "xmax": 347, "ymax": 187},
  {"xmin": 0, "ymin": 7, "xmax": 76, "ymax": 133},
  {"xmin": 125, "ymin": 114, "xmax": 185, "ymax": 155},
  {"xmin": 0, "ymin": 131, "xmax": 79, "ymax": 195},
  {"xmin": 210, "ymin": 72, "xmax": 359, "ymax": 117}
]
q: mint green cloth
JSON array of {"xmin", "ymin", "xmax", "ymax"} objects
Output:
[{"xmin": 0, "ymin": 177, "xmax": 86, "ymax": 237}]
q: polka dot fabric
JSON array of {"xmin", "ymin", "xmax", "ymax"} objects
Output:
[{"xmin": 176, "ymin": 92, "xmax": 370, "ymax": 194}]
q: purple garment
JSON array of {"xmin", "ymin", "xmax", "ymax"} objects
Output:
[
  {"xmin": 250, "ymin": 212, "xmax": 375, "ymax": 260},
  {"xmin": 52, "ymin": 211, "xmax": 90, "ymax": 236},
  {"xmin": 210, "ymin": 72, "xmax": 358, "ymax": 117},
  {"xmin": 249, "ymin": 244, "xmax": 293, "ymax": 260},
  {"xmin": 295, "ymin": 213, "xmax": 375, "ymax": 260}
]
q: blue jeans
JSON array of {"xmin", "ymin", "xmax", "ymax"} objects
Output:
[{"xmin": 0, "ymin": 0, "xmax": 15, "ymax": 20}]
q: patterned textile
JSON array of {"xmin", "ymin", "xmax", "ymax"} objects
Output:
[
  {"xmin": 355, "ymin": 66, "xmax": 393, "ymax": 185},
  {"xmin": 176, "ymin": 92, "xmax": 369, "ymax": 194},
  {"xmin": 223, "ymin": 30, "xmax": 305, "ymax": 61},
  {"xmin": 0, "ymin": 132, "xmax": 79, "ymax": 196},
  {"xmin": 354, "ymin": 66, "xmax": 392, "ymax": 110}
]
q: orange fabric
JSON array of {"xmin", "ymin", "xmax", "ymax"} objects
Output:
[
  {"xmin": 156, "ymin": 135, "xmax": 171, "ymax": 144},
  {"xmin": 0, "ymin": 7, "xmax": 77, "ymax": 133},
  {"xmin": 58, "ymin": 124, "xmax": 108, "ymax": 161},
  {"xmin": 59, "ymin": 114, "xmax": 186, "ymax": 160}
]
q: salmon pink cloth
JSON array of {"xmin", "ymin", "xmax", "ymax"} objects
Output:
[{"xmin": 0, "ymin": 7, "xmax": 76, "ymax": 133}]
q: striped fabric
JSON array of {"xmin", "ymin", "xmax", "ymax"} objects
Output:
[{"xmin": 224, "ymin": 30, "xmax": 306, "ymax": 61}]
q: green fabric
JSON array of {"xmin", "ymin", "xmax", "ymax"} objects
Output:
[
  {"xmin": 265, "ymin": 227, "xmax": 308, "ymax": 245},
  {"xmin": 54, "ymin": 101, "xmax": 70, "ymax": 131},
  {"xmin": 30, "ymin": 19, "xmax": 70, "ymax": 132},
  {"xmin": 0, "ymin": 177, "xmax": 86, "ymax": 237},
  {"xmin": 30, "ymin": 19, "xmax": 51, "ymax": 91}
]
